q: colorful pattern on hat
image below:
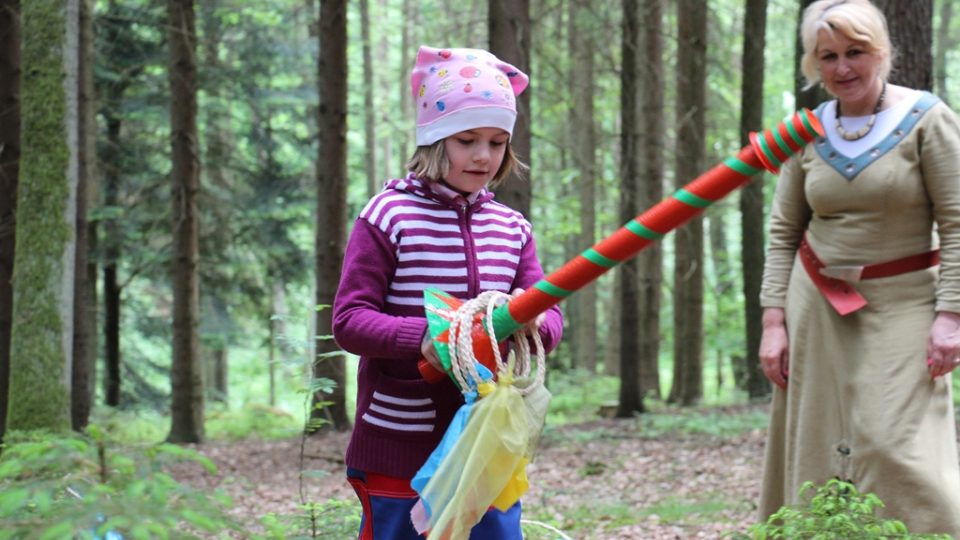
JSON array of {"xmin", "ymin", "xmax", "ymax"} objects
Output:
[{"xmin": 410, "ymin": 46, "xmax": 529, "ymax": 146}]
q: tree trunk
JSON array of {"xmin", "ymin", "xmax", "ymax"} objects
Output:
[
  {"xmin": 313, "ymin": 0, "xmax": 349, "ymax": 432},
  {"xmin": 570, "ymin": 0, "xmax": 597, "ymax": 374},
  {"xmin": 739, "ymin": 0, "xmax": 771, "ymax": 399},
  {"xmin": 668, "ymin": 0, "xmax": 706, "ymax": 407},
  {"xmin": 9, "ymin": 0, "xmax": 79, "ymax": 432},
  {"xmin": 795, "ymin": 0, "xmax": 828, "ymax": 111},
  {"xmin": 397, "ymin": 0, "xmax": 412, "ymax": 171},
  {"xmin": 488, "ymin": 0, "xmax": 532, "ymax": 217},
  {"xmin": 878, "ymin": 0, "xmax": 932, "ymax": 91},
  {"xmin": 935, "ymin": 0, "xmax": 953, "ymax": 105},
  {"xmin": 167, "ymin": 0, "xmax": 204, "ymax": 444},
  {"xmin": 360, "ymin": 0, "xmax": 376, "ymax": 198},
  {"xmin": 103, "ymin": 113, "xmax": 122, "ymax": 407},
  {"xmin": 0, "ymin": 0, "xmax": 21, "ymax": 442},
  {"xmin": 617, "ymin": 0, "xmax": 643, "ymax": 417},
  {"xmin": 637, "ymin": 0, "xmax": 663, "ymax": 400},
  {"xmin": 71, "ymin": 0, "xmax": 97, "ymax": 432}
]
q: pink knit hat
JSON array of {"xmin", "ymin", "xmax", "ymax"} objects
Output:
[{"xmin": 410, "ymin": 46, "xmax": 529, "ymax": 146}]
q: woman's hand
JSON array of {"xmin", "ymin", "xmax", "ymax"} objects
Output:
[
  {"xmin": 759, "ymin": 307, "xmax": 790, "ymax": 390},
  {"xmin": 927, "ymin": 311, "xmax": 960, "ymax": 378}
]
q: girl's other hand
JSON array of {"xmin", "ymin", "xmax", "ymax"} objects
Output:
[
  {"xmin": 510, "ymin": 288, "xmax": 545, "ymax": 335},
  {"xmin": 421, "ymin": 330, "xmax": 444, "ymax": 373}
]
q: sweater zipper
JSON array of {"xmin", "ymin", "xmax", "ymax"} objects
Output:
[{"xmin": 460, "ymin": 202, "xmax": 480, "ymax": 298}]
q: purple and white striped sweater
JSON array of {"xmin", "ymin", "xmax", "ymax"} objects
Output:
[{"xmin": 332, "ymin": 174, "xmax": 563, "ymax": 479}]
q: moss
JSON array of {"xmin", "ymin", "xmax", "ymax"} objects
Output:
[{"xmin": 7, "ymin": 0, "xmax": 72, "ymax": 432}]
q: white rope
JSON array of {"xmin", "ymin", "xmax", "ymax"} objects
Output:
[{"xmin": 428, "ymin": 290, "xmax": 546, "ymax": 395}]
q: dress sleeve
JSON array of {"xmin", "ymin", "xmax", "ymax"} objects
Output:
[
  {"xmin": 920, "ymin": 104, "xmax": 960, "ymax": 313},
  {"xmin": 511, "ymin": 231, "xmax": 564, "ymax": 353},
  {"xmin": 760, "ymin": 148, "xmax": 813, "ymax": 308},
  {"xmin": 332, "ymin": 219, "xmax": 428, "ymax": 360}
]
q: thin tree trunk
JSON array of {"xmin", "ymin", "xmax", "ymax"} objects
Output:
[
  {"xmin": 0, "ymin": 0, "xmax": 21, "ymax": 442},
  {"xmin": 570, "ymin": 0, "xmax": 597, "ymax": 374},
  {"xmin": 360, "ymin": 0, "xmax": 376, "ymax": 198},
  {"xmin": 313, "ymin": 0, "xmax": 349, "ymax": 432},
  {"xmin": 71, "ymin": 0, "xmax": 96, "ymax": 431},
  {"xmin": 668, "ymin": 0, "xmax": 706, "ymax": 407},
  {"xmin": 488, "ymin": 0, "xmax": 532, "ymax": 216},
  {"xmin": 935, "ymin": 0, "xmax": 953, "ymax": 105},
  {"xmin": 617, "ymin": 0, "xmax": 643, "ymax": 417},
  {"xmin": 103, "ymin": 113, "xmax": 121, "ymax": 407},
  {"xmin": 9, "ymin": 0, "xmax": 79, "ymax": 432},
  {"xmin": 739, "ymin": 0, "xmax": 771, "ymax": 399},
  {"xmin": 637, "ymin": 0, "xmax": 663, "ymax": 400},
  {"xmin": 167, "ymin": 0, "xmax": 204, "ymax": 443},
  {"xmin": 796, "ymin": 0, "xmax": 827, "ymax": 110}
]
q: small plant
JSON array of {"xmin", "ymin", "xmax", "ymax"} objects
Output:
[
  {"xmin": 743, "ymin": 478, "xmax": 951, "ymax": 539},
  {"xmin": 0, "ymin": 427, "xmax": 241, "ymax": 539}
]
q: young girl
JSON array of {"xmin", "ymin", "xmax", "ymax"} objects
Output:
[{"xmin": 332, "ymin": 46, "xmax": 564, "ymax": 539}]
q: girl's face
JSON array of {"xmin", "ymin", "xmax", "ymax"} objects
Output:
[
  {"xmin": 815, "ymin": 29, "xmax": 882, "ymax": 107},
  {"xmin": 443, "ymin": 127, "xmax": 509, "ymax": 194}
]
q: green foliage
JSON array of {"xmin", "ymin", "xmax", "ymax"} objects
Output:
[
  {"xmin": 0, "ymin": 429, "xmax": 240, "ymax": 539},
  {"xmin": 259, "ymin": 499, "xmax": 361, "ymax": 539},
  {"xmin": 206, "ymin": 404, "xmax": 303, "ymax": 441},
  {"xmin": 546, "ymin": 370, "xmax": 619, "ymax": 424},
  {"xmin": 635, "ymin": 406, "xmax": 769, "ymax": 439},
  {"xmin": 743, "ymin": 479, "xmax": 951, "ymax": 539}
]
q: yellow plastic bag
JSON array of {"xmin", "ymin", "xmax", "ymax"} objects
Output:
[{"xmin": 417, "ymin": 372, "xmax": 530, "ymax": 540}]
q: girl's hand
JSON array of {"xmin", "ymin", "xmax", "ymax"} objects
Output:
[
  {"xmin": 759, "ymin": 307, "xmax": 790, "ymax": 390},
  {"xmin": 927, "ymin": 311, "xmax": 960, "ymax": 378},
  {"xmin": 511, "ymin": 288, "xmax": 545, "ymax": 335},
  {"xmin": 421, "ymin": 330, "xmax": 444, "ymax": 373}
]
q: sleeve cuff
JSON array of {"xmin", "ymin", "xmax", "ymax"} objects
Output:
[{"xmin": 395, "ymin": 317, "xmax": 429, "ymax": 358}]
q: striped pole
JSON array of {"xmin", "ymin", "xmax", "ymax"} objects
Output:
[{"xmin": 420, "ymin": 108, "xmax": 824, "ymax": 382}]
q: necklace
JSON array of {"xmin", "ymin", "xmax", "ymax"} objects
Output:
[{"xmin": 835, "ymin": 81, "xmax": 887, "ymax": 141}]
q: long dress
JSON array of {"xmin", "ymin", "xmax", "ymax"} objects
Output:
[{"xmin": 759, "ymin": 91, "xmax": 960, "ymax": 536}]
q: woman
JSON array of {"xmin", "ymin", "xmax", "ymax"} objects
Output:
[{"xmin": 758, "ymin": 0, "xmax": 960, "ymax": 534}]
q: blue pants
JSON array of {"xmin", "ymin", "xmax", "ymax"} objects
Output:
[{"xmin": 347, "ymin": 468, "xmax": 522, "ymax": 539}]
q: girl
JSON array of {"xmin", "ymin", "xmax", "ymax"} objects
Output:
[{"xmin": 332, "ymin": 46, "xmax": 564, "ymax": 540}]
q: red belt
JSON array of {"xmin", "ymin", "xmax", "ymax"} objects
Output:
[{"xmin": 798, "ymin": 236, "xmax": 939, "ymax": 316}]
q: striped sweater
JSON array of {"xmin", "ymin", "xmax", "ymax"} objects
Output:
[{"xmin": 332, "ymin": 174, "xmax": 563, "ymax": 479}]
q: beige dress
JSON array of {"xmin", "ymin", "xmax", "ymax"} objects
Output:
[{"xmin": 759, "ymin": 92, "xmax": 960, "ymax": 536}]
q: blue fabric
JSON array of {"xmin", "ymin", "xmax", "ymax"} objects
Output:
[{"xmin": 348, "ymin": 468, "xmax": 522, "ymax": 539}]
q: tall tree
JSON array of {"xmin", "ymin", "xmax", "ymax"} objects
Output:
[
  {"xmin": 637, "ymin": 0, "xmax": 664, "ymax": 399},
  {"xmin": 934, "ymin": 0, "xmax": 953, "ymax": 104},
  {"xmin": 488, "ymin": 0, "xmax": 532, "ymax": 217},
  {"xmin": 71, "ymin": 0, "xmax": 97, "ymax": 431},
  {"xmin": 738, "ymin": 0, "xmax": 771, "ymax": 399},
  {"xmin": 0, "ymin": 0, "xmax": 21, "ymax": 442},
  {"xmin": 360, "ymin": 0, "xmax": 376, "ymax": 198},
  {"xmin": 877, "ymin": 0, "xmax": 932, "ymax": 91},
  {"xmin": 796, "ymin": 0, "xmax": 827, "ymax": 110},
  {"xmin": 668, "ymin": 0, "xmax": 707, "ymax": 406},
  {"xmin": 167, "ymin": 0, "xmax": 204, "ymax": 443},
  {"xmin": 8, "ymin": 0, "xmax": 80, "ymax": 432},
  {"xmin": 617, "ymin": 0, "xmax": 644, "ymax": 416},
  {"xmin": 313, "ymin": 0, "xmax": 349, "ymax": 432},
  {"xmin": 570, "ymin": 0, "xmax": 597, "ymax": 373}
]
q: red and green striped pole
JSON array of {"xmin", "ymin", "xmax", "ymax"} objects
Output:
[{"xmin": 420, "ymin": 108, "xmax": 824, "ymax": 383}]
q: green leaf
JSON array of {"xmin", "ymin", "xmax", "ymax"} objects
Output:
[
  {"xmin": 39, "ymin": 522, "xmax": 74, "ymax": 540},
  {"xmin": 0, "ymin": 487, "xmax": 30, "ymax": 516}
]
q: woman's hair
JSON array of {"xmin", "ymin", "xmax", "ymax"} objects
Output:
[
  {"xmin": 799, "ymin": 0, "xmax": 894, "ymax": 89},
  {"xmin": 405, "ymin": 139, "xmax": 527, "ymax": 188}
]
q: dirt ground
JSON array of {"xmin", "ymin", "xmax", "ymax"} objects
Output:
[{"xmin": 173, "ymin": 405, "xmax": 769, "ymax": 539}]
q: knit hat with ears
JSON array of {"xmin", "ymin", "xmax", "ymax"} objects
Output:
[{"xmin": 410, "ymin": 46, "xmax": 529, "ymax": 146}]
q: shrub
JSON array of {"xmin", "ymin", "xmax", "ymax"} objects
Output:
[{"xmin": 744, "ymin": 478, "xmax": 951, "ymax": 539}]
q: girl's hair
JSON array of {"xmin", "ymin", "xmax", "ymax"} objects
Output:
[
  {"xmin": 799, "ymin": 0, "xmax": 893, "ymax": 90},
  {"xmin": 405, "ymin": 140, "xmax": 527, "ymax": 188}
]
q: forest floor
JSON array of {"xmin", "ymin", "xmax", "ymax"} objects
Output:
[{"xmin": 172, "ymin": 403, "xmax": 771, "ymax": 539}]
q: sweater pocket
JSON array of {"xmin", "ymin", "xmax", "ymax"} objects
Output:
[{"xmin": 359, "ymin": 372, "xmax": 442, "ymax": 435}]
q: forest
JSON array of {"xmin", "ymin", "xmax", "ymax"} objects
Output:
[{"xmin": 1, "ymin": 0, "xmax": 958, "ymax": 538}]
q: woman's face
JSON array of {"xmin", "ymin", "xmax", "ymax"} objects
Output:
[
  {"xmin": 815, "ymin": 29, "xmax": 882, "ymax": 105},
  {"xmin": 442, "ymin": 127, "xmax": 509, "ymax": 194}
]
